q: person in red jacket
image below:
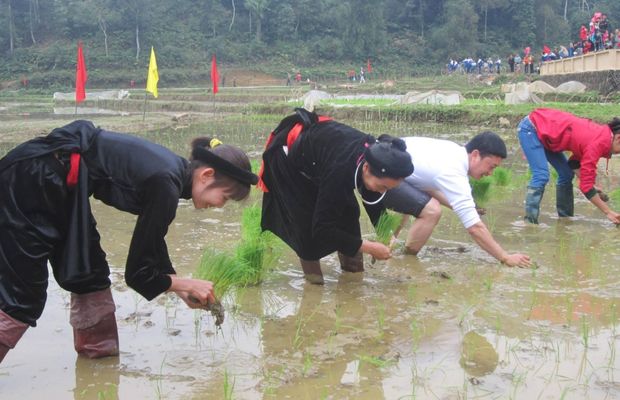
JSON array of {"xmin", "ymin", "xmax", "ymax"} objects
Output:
[
  {"xmin": 518, "ymin": 108, "xmax": 620, "ymax": 224},
  {"xmin": 580, "ymin": 25, "xmax": 588, "ymax": 42}
]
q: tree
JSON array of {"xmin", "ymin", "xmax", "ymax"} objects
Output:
[
  {"xmin": 510, "ymin": 0, "xmax": 536, "ymax": 47},
  {"xmin": 245, "ymin": 0, "xmax": 269, "ymax": 42},
  {"xmin": 345, "ymin": 0, "xmax": 388, "ymax": 58},
  {"xmin": 430, "ymin": 0, "xmax": 479, "ymax": 59},
  {"xmin": 8, "ymin": 0, "xmax": 15, "ymax": 55}
]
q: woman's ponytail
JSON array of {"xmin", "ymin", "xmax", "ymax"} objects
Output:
[{"xmin": 608, "ymin": 117, "xmax": 620, "ymax": 135}]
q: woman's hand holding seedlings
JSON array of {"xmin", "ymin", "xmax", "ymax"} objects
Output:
[
  {"xmin": 361, "ymin": 240, "xmax": 392, "ymax": 260},
  {"xmin": 168, "ymin": 275, "xmax": 216, "ymax": 309}
]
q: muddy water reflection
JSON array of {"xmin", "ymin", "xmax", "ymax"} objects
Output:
[{"xmin": 1, "ymin": 121, "xmax": 620, "ymax": 399}]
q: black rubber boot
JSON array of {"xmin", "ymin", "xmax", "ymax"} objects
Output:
[
  {"xmin": 70, "ymin": 288, "xmax": 119, "ymax": 359},
  {"xmin": 0, "ymin": 309, "xmax": 29, "ymax": 363},
  {"xmin": 337, "ymin": 251, "xmax": 364, "ymax": 273},
  {"xmin": 556, "ymin": 184, "xmax": 574, "ymax": 217},
  {"xmin": 524, "ymin": 186, "xmax": 545, "ymax": 224},
  {"xmin": 300, "ymin": 258, "xmax": 324, "ymax": 285}
]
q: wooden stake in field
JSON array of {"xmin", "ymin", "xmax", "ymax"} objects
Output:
[
  {"xmin": 144, "ymin": 46, "xmax": 159, "ymax": 121},
  {"xmin": 75, "ymin": 41, "xmax": 87, "ymax": 115}
]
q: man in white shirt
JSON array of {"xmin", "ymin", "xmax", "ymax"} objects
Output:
[{"xmin": 383, "ymin": 132, "xmax": 531, "ymax": 268}]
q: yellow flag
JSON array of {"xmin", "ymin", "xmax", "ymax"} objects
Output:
[{"xmin": 146, "ymin": 46, "xmax": 159, "ymax": 98}]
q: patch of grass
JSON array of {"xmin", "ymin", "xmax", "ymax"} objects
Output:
[{"xmin": 321, "ymin": 98, "xmax": 397, "ymax": 107}]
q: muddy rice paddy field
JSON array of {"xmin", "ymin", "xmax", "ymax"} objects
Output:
[{"xmin": 1, "ymin": 87, "xmax": 620, "ymax": 399}]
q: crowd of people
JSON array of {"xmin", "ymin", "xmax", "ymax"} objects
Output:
[
  {"xmin": 448, "ymin": 11, "xmax": 619, "ymax": 75},
  {"xmin": 447, "ymin": 57, "xmax": 502, "ymax": 74},
  {"xmin": 2, "ymin": 104, "xmax": 620, "ymax": 361}
]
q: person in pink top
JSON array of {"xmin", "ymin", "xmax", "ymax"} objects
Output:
[{"xmin": 518, "ymin": 108, "xmax": 620, "ymax": 224}]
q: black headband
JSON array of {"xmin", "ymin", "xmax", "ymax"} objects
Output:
[{"xmin": 192, "ymin": 146, "xmax": 258, "ymax": 186}]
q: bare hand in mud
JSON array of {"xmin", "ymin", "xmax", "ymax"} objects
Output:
[
  {"xmin": 606, "ymin": 211, "xmax": 620, "ymax": 225},
  {"xmin": 167, "ymin": 275, "xmax": 216, "ymax": 309},
  {"xmin": 502, "ymin": 253, "xmax": 531, "ymax": 268},
  {"xmin": 361, "ymin": 240, "xmax": 391, "ymax": 260}
]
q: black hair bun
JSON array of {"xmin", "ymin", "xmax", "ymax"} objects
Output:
[
  {"xmin": 191, "ymin": 137, "xmax": 214, "ymax": 150},
  {"xmin": 377, "ymin": 134, "xmax": 407, "ymax": 152}
]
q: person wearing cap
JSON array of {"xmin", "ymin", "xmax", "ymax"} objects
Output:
[
  {"xmin": 518, "ymin": 108, "xmax": 620, "ymax": 224},
  {"xmin": 377, "ymin": 132, "xmax": 531, "ymax": 267},
  {"xmin": 259, "ymin": 108, "xmax": 413, "ymax": 284},
  {"xmin": 0, "ymin": 120, "xmax": 258, "ymax": 362}
]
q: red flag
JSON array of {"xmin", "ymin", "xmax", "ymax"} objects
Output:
[
  {"xmin": 367, "ymin": 59, "xmax": 372, "ymax": 73},
  {"xmin": 211, "ymin": 55, "xmax": 219, "ymax": 94},
  {"xmin": 543, "ymin": 45, "xmax": 551, "ymax": 54},
  {"xmin": 75, "ymin": 41, "xmax": 88, "ymax": 103}
]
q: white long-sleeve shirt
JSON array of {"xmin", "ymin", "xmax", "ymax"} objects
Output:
[{"xmin": 403, "ymin": 137, "xmax": 480, "ymax": 228}]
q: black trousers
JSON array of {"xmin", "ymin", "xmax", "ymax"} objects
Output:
[{"xmin": 0, "ymin": 155, "xmax": 110, "ymax": 326}]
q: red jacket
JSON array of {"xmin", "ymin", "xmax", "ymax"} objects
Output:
[{"xmin": 529, "ymin": 108, "xmax": 612, "ymax": 196}]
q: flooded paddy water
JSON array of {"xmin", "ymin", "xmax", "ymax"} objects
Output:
[{"xmin": 1, "ymin": 96, "xmax": 620, "ymax": 399}]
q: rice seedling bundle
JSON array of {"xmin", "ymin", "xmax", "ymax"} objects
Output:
[
  {"xmin": 195, "ymin": 205, "xmax": 281, "ymax": 324},
  {"xmin": 491, "ymin": 167, "xmax": 512, "ymax": 186},
  {"xmin": 375, "ymin": 210, "xmax": 402, "ymax": 245},
  {"xmin": 471, "ymin": 176, "xmax": 493, "ymax": 206}
]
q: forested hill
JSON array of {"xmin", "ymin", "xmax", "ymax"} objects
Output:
[{"xmin": 1, "ymin": 0, "xmax": 618, "ymax": 87}]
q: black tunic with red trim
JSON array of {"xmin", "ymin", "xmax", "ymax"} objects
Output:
[
  {"xmin": 0, "ymin": 120, "xmax": 191, "ymax": 325},
  {"xmin": 260, "ymin": 109, "xmax": 384, "ymax": 260}
]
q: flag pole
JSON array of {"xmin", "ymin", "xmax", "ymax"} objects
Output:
[{"xmin": 143, "ymin": 92, "xmax": 148, "ymax": 121}]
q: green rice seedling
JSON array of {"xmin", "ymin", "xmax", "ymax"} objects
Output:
[
  {"xmin": 293, "ymin": 313, "xmax": 307, "ymax": 350},
  {"xmin": 223, "ymin": 370, "xmax": 235, "ymax": 400},
  {"xmin": 581, "ymin": 315, "xmax": 590, "ymax": 349},
  {"xmin": 470, "ymin": 176, "xmax": 493, "ymax": 207},
  {"xmin": 302, "ymin": 352, "xmax": 313, "ymax": 376},
  {"xmin": 491, "ymin": 166, "xmax": 512, "ymax": 186},
  {"xmin": 375, "ymin": 210, "xmax": 402, "ymax": 245},
  {"xmin": 357, "ymin": 354, "xmax": 395, "ymax": 369},
  {"xmin": 250, "ymin": 158, "xmax": 262, "ymax": 174},
  {"xmin": 550, "ymin": 168, "xmax": 559, "ymax": 183},
  {"xmin": 410, "ymin": 319, "xmax": 423, "ymax": 351}
]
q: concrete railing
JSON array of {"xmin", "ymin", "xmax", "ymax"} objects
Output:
[{"xmin": 540, "ymin": 49, "xmax": 620, "ymax": 75}]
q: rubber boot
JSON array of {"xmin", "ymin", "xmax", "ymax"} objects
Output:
[
  {"xmin": 0, "ymin": 309, "xmax": 29, "ymax": 363},
  {"xmin": 300, "ymin": 258, "xmax": 324, "ymax": 285},
  {"xmin": 337, "ymin": 251, "xmax": 364, "ymax": 273},
  {"xmin": 70, "ymin": 288, "xmax": 119, "ymax": 359},
  {"xmin": 556, "ymin": 184, "xmax": 574, "ymax": 217},
  {"xmin": 524, "ymin": 186, "xmax": 545, "ymax": 224}
]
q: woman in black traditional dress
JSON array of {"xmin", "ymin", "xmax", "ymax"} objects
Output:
[
  {"xmin": 0, "ymin": 120, "xmax": 257, "ymax": 362},
  {"xmin": 259, "ymin": 108, "xmax": 413, "ymax": 284}
]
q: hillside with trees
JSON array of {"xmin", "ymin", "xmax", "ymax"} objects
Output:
[{"xmin": 1, "ymin": 0, "xmax": 619, "ymax": 87}]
